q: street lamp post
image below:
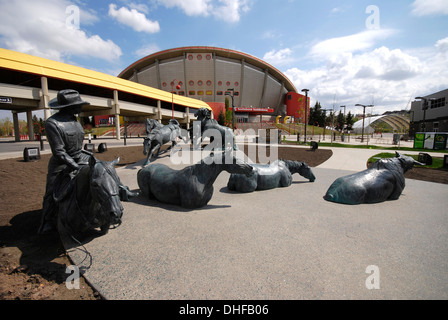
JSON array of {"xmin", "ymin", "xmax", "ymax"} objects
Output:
[
  {"xmin": 322, "ymin": 107, "xmax": 334, "ymax": 144},
  {"xmin": 409, "ymin": 110, "xmax": 415, "ymax": 136},
  {"xmin": 225, "ymin": 88, "xmax": 235, "ymax": 129},
  {"xmin": 340, "ymin": 105, "xmax": 346, "ymax": 131},
  {"xmin": 322, "ymin": 108, "xmax": 332, "ymax": 143},
  {"xmin": 301, "ymin": 89, "xmax": 309, "ymax": 144},
  {"xmin": 171, "ymin": 80, "xmax": 182, "ymax": 119},
  {"xmin": 415, "ymin": 97, "xmax": 435, "ymax": 133},
  {"xmin": 355, "ymin": 104, "xmax": 374, "ymax": 143}
]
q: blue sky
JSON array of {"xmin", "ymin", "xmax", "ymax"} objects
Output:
[{"xmin": 1, "ymin": 0, "xmax": 447, "ymax": 120}]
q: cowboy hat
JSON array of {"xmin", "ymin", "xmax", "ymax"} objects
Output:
[{"xmin": 49, "ymin": 89, "xmax": 90, "ymax": 109}]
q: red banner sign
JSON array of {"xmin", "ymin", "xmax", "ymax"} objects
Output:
[{"xmin": 234, "ymin": 107, "xmax": 274, "ymax": 113}]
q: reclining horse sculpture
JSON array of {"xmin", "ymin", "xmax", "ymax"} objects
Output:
[
  {"xmin": 137, "ymin": 150, "xmax": 253, "ymax": 209},
  {"xmin": 324, "ymin": 152, "xmax": 424, "ymax": 205},
  {"xmin": 143, "ymin": 119, "xmax": 183, "ymax": 166},
  {"xmin": 227, "ymin": 159, "xmax": 316, "ymax": 193},
  {"xmin": 189, "ymin": 108, "xmax": 238, "ymax": 151}
]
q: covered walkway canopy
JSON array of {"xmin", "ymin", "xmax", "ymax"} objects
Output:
[
  {"xmin": 0, "ymin": 48, "xmax": 210, "ymax": 141},
  {"xmin": 352, "ymin": 114, "xmax": 410, "ymax": 134}
]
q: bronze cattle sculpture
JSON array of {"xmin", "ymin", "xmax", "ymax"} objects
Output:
[{"xmin": 324, "ymin": 152, "xmax": 424, "ymax": 205}]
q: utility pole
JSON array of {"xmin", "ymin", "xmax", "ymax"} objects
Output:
[{"xmin": 301, "ymin": 89, "xmax": 309, "ymax": 144}]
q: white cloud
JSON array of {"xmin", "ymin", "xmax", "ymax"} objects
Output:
[
  {"xmin": 284, "ymin": 38, "xmax": 448, "ymax": 115},
  {"xmin": 356, "ymin": 47, "xmax": 422, "ymax": 81},
  {"xmin": 411, "ymin": 0, "xmax": 448, "ymax": 16},
  {"xmin": 263, "ymin": 48, "xmax": 294, "ymax": 67},
  {"xmin": 435, "ymin": 37, "xmax": 448, "ymax": 53},
  {"xmin": 108, "ymin": 4, "xmax": 160, "ymax": 33},
  {"xmin": 212, "ymin": 0, "xmax": 252, "ymax": 22},
  {"xmin": 135, "ymin": 43, "xmax": 161, "ymax": 57},
  {"xmin": 155, "ymin": 0, "xmax": 251, "ymax": 22},
  {"xmin": 156, "ymin": 0, "xmax": 213, "ymax": 16},
  {"xmin": 330, "ymin": 7, "xmax": 347, "ymax": 14},
  {"xmin": 126, "ymin": 2, "xmax": 150, "ymax": 14},
  {"xmin": 261, "ymin": 31, "xmax": 279, "ymax": 39},
  {"xmin": 309, "ymin": 29, "xmax": 397, "ymax": 62},
  {"xmin": 0, "ymin": 0, "xmax": 122, "ymax": 62}
]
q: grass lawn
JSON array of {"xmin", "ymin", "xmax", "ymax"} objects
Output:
[
  {"xmin": 284, "ymin": 140, "xmax": 448, "ymax": 154},
  {"xmin": 367, "ymin": 152, "xmax": 446, "ymax": 169},
  {"xmin": 85, "ymin": 126, "xmax": 116, "ymax": 136}
]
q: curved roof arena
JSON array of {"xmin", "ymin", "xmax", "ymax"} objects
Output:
[
  {"xmin": 119, "ymin": 46, "xmax": 297, "ymax": 115},
  {"xmin": 352, "ymin": 114, "xmax": 410, "ymax": 133}
]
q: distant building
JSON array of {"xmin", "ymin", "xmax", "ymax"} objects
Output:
[
  {"xmin": 352, "ymin": 112, "xmax": 410, "ymax": 134},
  {"xmin": 118, "ymin": 46, "xmax": 306, "ymax": 124},
  {"xmin": 284, "ymin": 91, "xmax": 309, "ymax": 124},
  {"xmin": 410, "ymin": 88, "xmax": 448, "ymax": 135}
]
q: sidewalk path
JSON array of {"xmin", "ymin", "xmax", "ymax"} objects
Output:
[
  {"xmin": 316, "ymin": 146, "xmax": 445, "ymax": 171},
  {"xmin": 2, "ymin": 136, "xmax": 447, "ymax": 299},
  {"xmin": 0, "ymin": 137, "xmax": 143, "ymax": 160},
  {"xmin": 63, "ymin": 147, "xmax": 448, "ymax": 300}
]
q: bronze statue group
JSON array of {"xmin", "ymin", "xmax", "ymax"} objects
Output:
[{"xmin": 39, "ymin": 90, "xmax": 424, "ymax": 239}]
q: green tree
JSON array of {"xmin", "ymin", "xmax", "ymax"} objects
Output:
[
  {"xmin": 346, "ymin": 111, "xmax": 354, "ymax": 131},
  {"xmin": 32, "ymin": 115, "xmax": 46, "ymax": 135},
  {"xmin": 39, "ymin": 118, "xmax": 46, "ymax": 135},
  {"xmin": 336, "ymin": 110, "xmax": 345, "ymax": 131},
  {"xmin": 217, "ymin": 109, "xmax": 226, "ymax": 126},
  {"xmin": 224, "ymin": 97, "xmax": 232, "ymax": 127},
  {"xmin": 0, "ymin": 118, "xmax": 13, "ymax": 136},
  {"xmin": 18, "ymin": 120, "xmax": 28, "ymax": 135},
  {"xmin": 308, "ymin": 101, "xmax": 326, "ymax": 127},
  {"xmin": 325, "ymin": 111, "xmax": 335, "ymax": 129}
]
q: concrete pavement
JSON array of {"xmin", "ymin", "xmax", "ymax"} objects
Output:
[
  {"xmin": 0, "ymin": 136, "xmax": 144, "ymax": 160},
  {"xmin": 1, "ymin": 135, "xmax": 447, "ymax": 299},
  {"xmin": 61, "ymin": 141, "xmax": 448, "ymax": 300}
]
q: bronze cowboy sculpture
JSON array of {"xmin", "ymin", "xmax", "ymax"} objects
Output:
[{"xmin": 39, "ymin": 89, "xmax": 137, "ymax": 236}]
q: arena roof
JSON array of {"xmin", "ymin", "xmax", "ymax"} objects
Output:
[{"xmin": 119, "ymin": 46, "xmax": 297, "ymax": 93}]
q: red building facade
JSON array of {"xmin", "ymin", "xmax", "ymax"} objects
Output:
[{"xmin": 285, "ymin": 92, "xmax": 310, "ymax": 123}]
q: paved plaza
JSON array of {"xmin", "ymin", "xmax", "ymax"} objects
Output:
[
  {"xmin": 1, "ymin": 135, "xmax": 447, "ymax": 299},
  {"xmin": 58, "ymin": 141, "xmax": 447, "ymax": 300}
]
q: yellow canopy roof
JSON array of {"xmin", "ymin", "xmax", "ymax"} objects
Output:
[{"xmin": 0, "ymin": 48, "xmax": 210, "ymax": 110}]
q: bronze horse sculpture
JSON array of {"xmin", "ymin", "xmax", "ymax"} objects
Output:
[
  {"xmin": 145, "ymin": 118, "xmax": 163, "ymax": 135},
  {"xmin": 324, "ymin": 152, "xmax": 424, "ymax": 205},
  {"xmin": 143, "ymin": 119, "xmax": 183, "ymax": 166},
  {"xmin": 55, "ymin": 155, "xmax": 127, "ymax": 238},
  {"xmin": 189, "ymin": 108, "xmax": 238, "ymax": 151},
  {"xmin": 227, "ymin": 159, "xmax": 316, "ymax": 193},
  {"xmin": 137, "ymin": 150, "xmax": 253, "ymax": 209}
]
